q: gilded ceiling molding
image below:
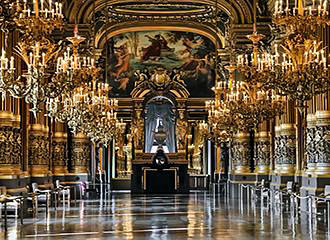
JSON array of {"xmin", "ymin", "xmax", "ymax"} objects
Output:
[
  {"xmin": 64, "ymin": 0, "xmax": 251, "ymax": 25},
  {"xmin": 96, "ymin": 23, "xmax": 224, "ymax": 50}
]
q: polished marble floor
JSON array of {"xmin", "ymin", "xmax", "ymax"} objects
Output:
[{"xmin": 1, "ymin": 191, "xmax": 330, "ymax": 239}]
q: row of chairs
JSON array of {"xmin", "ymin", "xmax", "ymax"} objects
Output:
[
  {"xmin": 0, "ymin": 180, "xmax": 72, "ymax": 225},
  {"xmin": 235, "ymin": 180, "xmax": 330, "ymax": 216}
]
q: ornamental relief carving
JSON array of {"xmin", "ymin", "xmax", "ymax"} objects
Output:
[
  {"xmin": 28, "ymin": 135, "xmax": 49, "ymax": 165},
  {"xmin": 279, "ymin": 135, "xmax": 296, "ymax": 165},
  {"xmin": 255, "ymin": 140, "xmax": 270, "ymax": 166},
  {"xmin": 0, "ymin": 127, "xmax": 22, "ymax": 165},
  {"xmin": 315, "ymin": 125, "xmax": 330, "ymax": 163},
  {"xmin": 52, "ymin": 141, "xmax": 67, "ymax": 167},
  {"xmin": 72, "ymin": 142, "xmax": 90, "ymax": 167},
  {"xmin": 274, "ymin": 136, "xmax": 281, "ymax": 164},
  {"xmin": 231, "ymin": 141, "xmax": 249, "ymax": 166},
  {"xmin": 306, "ymin": 127, "xmax": 316, "ymax": 164}
]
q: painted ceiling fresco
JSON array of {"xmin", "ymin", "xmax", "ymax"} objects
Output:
[{"xmin": 104, "ymin": 31, "xmax": 216, "ymax": 97}]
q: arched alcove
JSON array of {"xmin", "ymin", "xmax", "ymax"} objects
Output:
[{"xmin": 145, "ymin": 96, "xmax": 176, "ymax": 153}]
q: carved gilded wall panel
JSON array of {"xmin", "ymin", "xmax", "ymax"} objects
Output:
[
  {"xmin": 231, "ymin": 136, "xmax": 249, "ymax": 173},
  {"xmin": 0, "ymin": 126, "xmax": 21, "ymax": 165},
  {"xmin": 255, "ymin": 139, "xmax": 270, "ymax": 166},
  {"xmin": 28, "ymin": 135, "xmax": 49, "ymax": 166},
  {"xmin": 52, "ymin": 140, "xmax": 67, "ymax": 167},
  {"xmin": 315, "ymin": 125, "xmax": 330, "ymax": 164},
  {"xmin": 71, "ymin": 141, "xmax": 90, "ymax": 171}
]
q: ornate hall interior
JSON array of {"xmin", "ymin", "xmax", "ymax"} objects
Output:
[{"xmin": 0, "ymin": 0, "xmax": 329, "ymax": 239}]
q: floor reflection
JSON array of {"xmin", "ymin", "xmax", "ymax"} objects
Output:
[{"xmin": 1, "ymin": 192, "xmax": 330, "ymax": 239}]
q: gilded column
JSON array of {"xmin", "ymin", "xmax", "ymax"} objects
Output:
[
  {"xmin": 277, "ymin": 99, "xmax": 296, "ymax": 175},
  {"xmin": 52, "ymin": 122, "xmax": 68, "ymax": 176},
  {"xmin": 305, "ymin": 103, "xmax": 317, "ymax": 174},
  {"xmin": 255, "ymin": 121, "xmax": 271, "ymax": 175},
  {"xmin": 313, "ymin": 25, "xmax": 330, "ymax": 175},
  {"xmin": 232, "ymin": 132, "xmax": 250, "ymax": 174},
  {"xmin": 28, "ymin": 104, "xmax": 50, "ymax": 180},
  {"xmin": 71, "ymin": 132, "xmax": 90, "ymax": 175},
  {"xmin": 271, "ymin": 98, "xmax": 296, "ymax": 190},
  {"xmin": 124, "ymin": 133, "xmax": 132, "ymax": 176},
  {"xmin": 116, "ymin": 133, "xmax": 126, "ymax": 178},
  {"xmin": 274, "ymin": 125, "xmax": 281, "ymax": 173},
  {"xmin": 191, "ymin": 124, "xmax": 203, "ymax": 175},
  {"xmin": 299, "ymin": 25, "xmax": 330, "ymax": 211},
  {"xmin": 132, "ymin": 108, "xmax": 144, "ymax": 152},
  {"xmin": 0, "ymin": 33, "xmax": 22, "ymax": 178},
  {"xmin": 314, "ymin": 111, "xmax": 330, "ymax": 175}
]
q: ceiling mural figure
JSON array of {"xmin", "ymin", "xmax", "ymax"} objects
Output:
[{"xmin": 105, "ymin": 30, "xmax": 216, "ymax": 97}]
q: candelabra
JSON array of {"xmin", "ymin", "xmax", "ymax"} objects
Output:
[
  {"xmin": 265, "ymin": 0, "xmax": 330, "ymax": 111},
  {"xmin": 0, "ymin": 0, "xmax": 65, "ymax": 116},
  {"xmin": 15, "ymin": 0, "xmax": 64, "ymax": 40},
  {"xmin": 274, "ymin": 0, "xmax": 329, "ymax": 34},
  {"xmin": 205, "ymin": 77, "xmax": 238, "ymax": 142},
  {"xmin": 227, "ymin": 80, "xmax": 284, "ymax": 130},
  {"xmin": 52, "ymin": 78, "xmax": 122, "ymax": 145},
  {"xmin": 54, "ymin": 25, "xmax": 97, "ymax": 94},
  {"xmin": 205, "ymin": 65, "xmax": 284, "ymax": 139}
]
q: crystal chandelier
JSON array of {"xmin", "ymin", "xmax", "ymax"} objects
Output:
[{"xmin": 265, "ymin": 0, "xmax": 330, "ymax": 110}]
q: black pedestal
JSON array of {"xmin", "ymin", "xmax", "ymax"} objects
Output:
[{"xmin": 146, "ymin": 170, "xmax": 175, "ymax": 193}]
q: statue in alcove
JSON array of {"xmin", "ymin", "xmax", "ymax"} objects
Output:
[
  {"xmin": 145, "ymin": 96, "xmax": 176, "ymax": 153},
  {"xmin": 132, "ymin": 110, "xmax": 144, "ymax": 149},
  {"xmin": 176, "ymin": 110, "xmax": 188, "ymax": 150}
]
